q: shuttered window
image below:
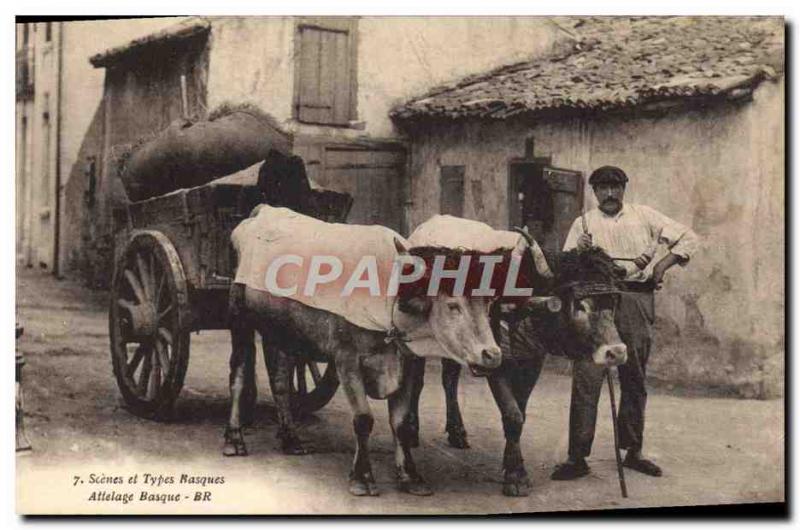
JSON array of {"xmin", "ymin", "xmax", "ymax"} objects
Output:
[{"xmin": 295, "ymin": 19, "xmax": 356, "ymax": 126}]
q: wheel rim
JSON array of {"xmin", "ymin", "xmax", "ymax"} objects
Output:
[{"xmin": 113, "ymin": 243, "xmax": 180, "ymax": 403}]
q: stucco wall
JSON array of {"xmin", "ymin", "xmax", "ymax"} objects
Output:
[
  {"xmin": 60, "ymin": 17, "xmax": 190, "ymax": 279},
  {"xmin": 357, "ymin": 17, "xmax": 564, "ymax": 138},
  {"xmin": 55, "ymin": 16, "xmax": 565, "ymax": 283},
  {"xmin": 405, "ymin": 80, "xmax": 785, "ymax": 397},
  {"xmin": 206, "ymin": 17, "xmax": 565, "ymax": 140}
]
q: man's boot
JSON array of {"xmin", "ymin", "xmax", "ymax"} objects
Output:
[{"xmin": 550, "ymin": 458, "xmax": 590, "ymax": 480}]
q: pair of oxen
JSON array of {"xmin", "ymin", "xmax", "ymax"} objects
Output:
[{"xmin": 224, "ymin": 213, "xmax": 629, "ymax": 497}]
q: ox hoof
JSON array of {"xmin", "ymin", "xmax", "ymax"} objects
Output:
[
  {"xmin": 502, "ymin": 469, "xmax": 531, "ymax": 497},
  {"xmin": 280, "ymin": 435, "xmax": 313, "ymax": 455},
  {"xmin": 446, "ymin": 426, "xmax": 470, "ymax": 449},
  {"xmin": 396, "ymin": 466, "xmax": 433, "ymax": 496},
  {"xmin": 349, "ymin": 472, "xmax": 379, "ymax": 497},
  {"xmin": 222, "ymin": 442, "xmax": 248, "ymax": 457},
  {"xmin": 223, "ymin": 428, "xmax": 248, "ymax": 457}
]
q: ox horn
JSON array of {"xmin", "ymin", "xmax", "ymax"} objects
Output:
[
  {"xmin": 512, "ymin": 228, "xmax": 554, "ymax": 279},
  {"xmin": 524, "ymin": 296, "xmax": 562, "ymax": 313}
]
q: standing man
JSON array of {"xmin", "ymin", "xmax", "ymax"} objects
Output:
[{"xmin": 551, "ymin": 165, "xmax": 699, "ymax": 480}]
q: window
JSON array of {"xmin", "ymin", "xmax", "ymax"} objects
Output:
[
  {"xmin": 45, "ymin": 22, "xmax": 52, "ymax": 42},
  {"xmin": 440, "ymin": 166, "xmax": 465, "ymax": 217},
  {"xmin": 295, "ymin": 18, "xmax": 357, "ymax": 126}
]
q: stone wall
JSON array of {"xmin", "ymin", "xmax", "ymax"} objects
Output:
[{"xmin": 404, "ymin": 80, "xmax": 785, "ymax": 398}]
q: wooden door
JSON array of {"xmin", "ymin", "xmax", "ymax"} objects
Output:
[
  {"xmin": 320, "ymin": 146, "xmax": 405, "ymax": 233},
  {"xmin": 509, "ymin": 162, "xmax": 583, "ymax": 259}
]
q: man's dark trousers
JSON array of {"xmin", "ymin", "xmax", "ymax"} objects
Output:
[{"xmin": 567, "ymin": 291, "xmax": 654, "ymax": 459}]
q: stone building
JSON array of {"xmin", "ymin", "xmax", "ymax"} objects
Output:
[
  {"xmin": 17, "ymin": 16, "xmax": 569, "ymax": 286},
  {"xmin": 15, "ymin": 18, "xmax": 187, "ymax": 279},
  {"xmin": 16, "ymin": 16, "xmax": 784, "ymax": 396},
  {"xmin": 16, "ymin": 21, "xmax": 61, "ymax": 273},
  {"xmin": 390, "ymin": 16, "xmax": 785, "ymax": 397}
]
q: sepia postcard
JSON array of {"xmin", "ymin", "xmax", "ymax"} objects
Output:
[{"xmin": 14, "ymin": 15, "xmax": 785, "ymax": 515}]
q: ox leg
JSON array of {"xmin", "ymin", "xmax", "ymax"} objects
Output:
[
  {"xmin": 401, "ymin": 356, "xmax": 425, "ymax": 448},
  {"xmin": 224, "ymin": 324, "xmax": 254, "ymax": 456},
  {"xmin": 266, "ymin": 342, "xmax": 312, "ymax": 455},
  {"xmin": 511, "ymin": 356, "xmax": 544, "ymax": 416},
  {"xmin": 338, "ymin": 361, "xmax": 379, "ymax": 496},
  {"xmin": 442, "ymin": 358, "xmax": 469, "ymax": 449},
  {"xmin": 488, "ymin": 368, "xmax": 530, "ymax": 497},
  {"xmin": 390, "ymin": 356, "xmax": 433, "ymax": 496}
]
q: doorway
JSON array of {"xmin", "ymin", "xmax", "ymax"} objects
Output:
[{"xmin": 508, "ymin": 161, "xmax": 583, "ymax": 260}]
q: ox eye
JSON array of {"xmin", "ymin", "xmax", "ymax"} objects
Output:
[{"xmin": 447, "ymin": 302, "xmax": 462, "ymax": 313}]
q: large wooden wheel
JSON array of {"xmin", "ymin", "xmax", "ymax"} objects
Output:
[
  {"xmin": 110, "ymin": 231, "xmax": 191, "ymax": 419},
  {"xmin": 263, "ymin": 345, "xmax": 339, "ymax": 415}
]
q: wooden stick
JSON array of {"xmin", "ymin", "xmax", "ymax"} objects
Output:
[{"xmin": 606, "ymin": 369, "xmax": 628, "ymax": 498}]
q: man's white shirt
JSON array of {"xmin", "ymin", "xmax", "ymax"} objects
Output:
[{"xmin": 563, "ymin": 203, "xmax": 699, "ymax": 282}]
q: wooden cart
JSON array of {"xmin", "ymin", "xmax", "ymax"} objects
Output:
[{"xmin": 109, "ymin": 178, "xmax": 352, "ymax": 419}]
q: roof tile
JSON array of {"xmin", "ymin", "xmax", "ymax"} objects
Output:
[{"xmin": 391, "ymin": 16, "xmax": 784, "ymax": 122}]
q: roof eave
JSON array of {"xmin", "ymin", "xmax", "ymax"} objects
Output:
[
  {"xmin": 90, "ymin": 17, "xmax": 211, "ymax": 68},
  {"xmin": 391, "ymin": 85, "xmax": 770, "ymax": 128}
]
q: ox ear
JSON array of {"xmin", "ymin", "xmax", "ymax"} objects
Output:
[{"xmin": 394, "ymin": 237, "xmax": 410, "ymax": 256}]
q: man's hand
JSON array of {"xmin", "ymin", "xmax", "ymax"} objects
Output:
[
  {"xmin": 651, "ymin": 265, "xmax": 666, "ymax": 286},
  {"xmin": 577, "ymin": 233, "xmax": 593, "ymax": 251},
  {"xmin": 651, "ymin": 253, "xmax": 686, "ymax": 286}
]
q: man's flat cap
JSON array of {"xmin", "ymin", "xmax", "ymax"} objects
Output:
[{"xmin": 588, "ymin": 166, "xmax": 628, "ymax": 185}]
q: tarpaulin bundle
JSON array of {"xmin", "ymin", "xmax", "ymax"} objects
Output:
[
  {"xmin": 121, "ymin": 104, "xmax": 293, "ymax": 201},
  {"xmin": 231, "ymin": 205, "xmax": 445, "ymax": 359}
]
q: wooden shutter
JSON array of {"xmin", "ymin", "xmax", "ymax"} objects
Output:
[
  {"xmin": 440, "ymin": 166, "xmax": 465, "ymax": 217},
  {"xmin": 543, "ymin": 167, "xmax": 584, "ymax": 255},
  {"xmin": 297, "ymin": 23, "xmax": 353, "ymax": 125}
]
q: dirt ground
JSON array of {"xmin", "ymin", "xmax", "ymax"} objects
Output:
[{"xmin": 15, "ymin": 268, "xmax": 784, "ymax": 515}]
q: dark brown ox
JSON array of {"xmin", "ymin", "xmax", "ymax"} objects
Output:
[
  {"xmin": 224, "ymin": 239, "xmax": 502, "ymax": 497},
  {"xmin": 405, "ymin": 246, "xmax": 629, "ymax": 496}
]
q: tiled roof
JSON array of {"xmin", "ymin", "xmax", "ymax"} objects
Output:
[
  {"xmin": 90, "ymin": 17, "xmax": 210, "ymax": 68},
  {"xmin": 391, "ymin": 16, "xmax": 784, "ymax": 122}
]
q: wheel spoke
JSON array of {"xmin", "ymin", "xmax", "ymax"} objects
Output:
[
  {"xmin": 157, "ymin": 304, "xmax": 174, "ymax": 323},
  {"xmin": 147, "ymin": 364, "xmax": 161, "ymax": 400},
  {"xmin": 124, "ymin": 269, "xmax": 146, "ymax": 304},
  {"xmin": 117, "ymin": 299, "xmax": 136, "ymax": 312},
  {"xmin": 126, "ymin": 345, "xmax": 146, "ymax": 378},
  {"xmin": 154, "ymin": 271, "xmax": 166, "ymax": 309},
  {"xmin": 155, "ymin": 340, "xmax": 170, "ymax": 378},
  {"xmin": 136, "ymin": 253, "xmax": 152, "ymax": 301},
  {"xmin": 158, "ymin": 327, "xmax": 173, "ymax": 345},
  {"xmin": 137, "ymin": 349, "xmax": 153, "ymax": 397},
  {"xmin": 307, "ymin": 361, "xmax": 322, "ymax": 385},
  {"xmin": 295, "ymin": 359, "xmax": 308, "ymax": 395}
]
